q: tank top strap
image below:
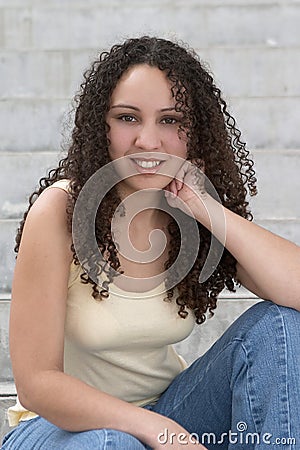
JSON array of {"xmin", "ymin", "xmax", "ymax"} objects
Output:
[{"xmin": 45, "ymin": 179, "xmax": 71, "ymax": 194}]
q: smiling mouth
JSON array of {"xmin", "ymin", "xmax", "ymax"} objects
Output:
[
  {"xmin": 132, "ymin": 158, "xmax": 164, "ymax": 169},
  {"xmin": 130, "ymin": 158, "xmax": 166, "ymax": 172}
]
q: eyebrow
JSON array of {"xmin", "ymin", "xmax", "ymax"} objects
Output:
[{"xmin": 110, "ymin": 104, "xmax": 177, "ymax": 112}]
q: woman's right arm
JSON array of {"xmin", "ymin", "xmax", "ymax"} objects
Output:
[{"xmin": 9, "ymin": 187, "xmax": 205, "ymax": 449}]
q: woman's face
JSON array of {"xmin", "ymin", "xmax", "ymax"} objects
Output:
[{"xmin": 106, "ymin": 64, "xmax": 188, "ymax": 197}]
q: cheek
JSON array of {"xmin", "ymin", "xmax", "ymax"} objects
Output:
[
  {"xmin": 108, "ymin": 126, "xmax": 133, "ymax": 159},
  {"xmin": 163, "ymin": 129, "xmax": 187, "ymax": 156},
  {"xmin": 171, "ymin": 136, "xmax": 187, "ymax": 158}
]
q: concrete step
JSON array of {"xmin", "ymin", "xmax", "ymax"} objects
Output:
[
  {"xmin": 1, "ymin": 47, "xmax": 300, "ymax": 101},
  {"xmin": 0, "ymin": 397, "xmax": 16, "ymax": 444},
  {"xmin": 2, "ymin": 3, "xmax": 300, "ymax": 51},
  {"xmin": 0, "ymin": 383, "xmax": 17, "ymax": 444}
]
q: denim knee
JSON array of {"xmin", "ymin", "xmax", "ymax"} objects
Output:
[
  {"xmin": 227, "ymin": 300, "xmax": 300, "ymax": 346},
  {"xmin": 244, "ymin": 300, "xmax": 300, "ymax": 344},
  {"xmin": 225, "ymin": 301, "xmax": 300, "ymax": 390},
  {"xmin": 1, "ymin": 419, "xmax": 147, "ymax": 450},
  {"xmin": 227, "ymin": 300, "xmax": 300, "ymax": 439}
]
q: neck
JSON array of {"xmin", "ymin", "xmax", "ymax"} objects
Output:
[
  {"xmin": 116, "ymin": 187, "xmax": 167, "ymax": 228},
  {"xmin": 111, "ymin": 191, "xmax": 170, "ymax": 264}
]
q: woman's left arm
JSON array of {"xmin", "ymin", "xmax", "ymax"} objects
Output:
[
  {"xmin": 166, "ymin": 167, "xmax": 300, "ymax": 311},
  {"xmin": 195, "ymin": 195, "xmax": 300, "ymax": 310},
  {"xmin": 220, "ymin": 204, "xmax": 300, "ymax": 309}
]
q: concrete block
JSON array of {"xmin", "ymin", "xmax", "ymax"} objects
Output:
[
  {"xmin": 249, "ymin": 151, "xmax": 300, "ymax": 220},
  {"xmin": 230, "ymin": 98, "xmax": 300, "ymax": 149},
  {"xmin": 0, "ymin": 99, "xmax": 70, "ymax": 151},
  {"xmin": 3, "ymin": 4, "xmax": 300, "ymax": 51},
  {"xmin": 15, "ymin": 4, "xmax": 297, "ymax": 50},
  {"xmin": 0, "ymin": 151, "xmax": 61, "ymax": 291},
  {"xmin": 29, "ymin": 6, "xmax": 206, "ymax": 50},
  {"xmin": 0, "ymin": 152, "xmax": 60, "ymax": 219},
  {"xmin": 277, "ymin": 5, "xmax": 300, "ymax": 45},
  {"xmin": 0, "ymin": 10, "xmax": 4, "ymax": 48},
  {"xmin": 0, "ymin": 0, "xmax": 128, "ymax": 7},
  {"xmin": 0, "ymin": 302, "xmax": 13, "ymax": 381},
  {"xmin": 0, "ymin": 221, "xmax": 16, "ymax": 293},
  {"xmin": 3, "ymin": 8, "xmax": 32, "ymax": 49},
  {"xmin": 68, "ymin": 49, "xmax": 102, "ymax": 98},
  {"xmin": 1, "ymin": 46, "xmax": 299, "ymax": 128},
  {"xmin": 198, "ymin": 47, "xmax": 300, "ymax": 98},
  {"xmin": 2, "ymin": 46, "xmax": 299, "ymax": 102},
  {"xmin": 0, "ymin": 51, "xmax": 70, "ymax": 99},
  {"xmin": 0, "ymin": 382, "xmax": 16, "ymax": 396},
  {"xmin": 205, "ymin": 4, "xmax": 300, "ymax": 47},
  {"xmin": 0, "ymin": 0, "xmax": 284, "ymax": 6},
  {"xmin": 30, "ymin": 7, "xmax": 102, "ymax": 50},
  {"xmin": 29, "ymin": 6, "xmax": 136, "ymax": 50},
  {"xmin": 0, "ymin": 397, "xmax": 17, "ymax": 445}
]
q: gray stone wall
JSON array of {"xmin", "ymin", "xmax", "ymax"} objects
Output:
[{"xmin": 0, "ymin": 0, "xmax": 299, "ymax": 412}]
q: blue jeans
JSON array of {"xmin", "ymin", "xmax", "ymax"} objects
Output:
[{"xmin": 2, "ymin": 301, "xmax": 300, "ymax": 449}]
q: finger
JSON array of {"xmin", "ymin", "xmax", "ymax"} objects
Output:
[
  {"xmin": 169, "ymin": 179, "xmax": 178, "ymax": 197},
  {"xmin": 175, "ymin": 162, "xmax": 189, "ymax": 187},
  {"xmin": 175, "ymin": 178, "xmax": 183, "ymax": 191}
]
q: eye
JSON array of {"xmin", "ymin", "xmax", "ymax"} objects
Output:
[
  {"xmin": 118, "ymin": 115, "xmax": 137, "ymax": 122},
  {"xmin": 161, "ymin": 117, "xmax": 180, "ymax": 125}
]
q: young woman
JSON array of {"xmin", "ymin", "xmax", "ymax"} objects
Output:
[{"xmin": 2, "ymin": 36, "xmax": 300, "ymax": 450}]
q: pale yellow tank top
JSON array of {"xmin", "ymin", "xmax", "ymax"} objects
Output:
[{"xmin": 7, "ymin": 180, "xmax": 195, "ymax": 426}]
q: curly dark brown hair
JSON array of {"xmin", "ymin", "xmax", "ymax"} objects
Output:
[{"xmin": 15, "ymin": 36, "xmax": 257, "ymax": 325}]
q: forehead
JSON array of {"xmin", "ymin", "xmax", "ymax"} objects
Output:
[{"xmin": 110, "ymin": 64, "xmax": 175, "ymax": 107}]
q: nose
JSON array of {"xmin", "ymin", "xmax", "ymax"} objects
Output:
[{"xmin": 134, "ymin": 123, "xmax": 162, "ymax": 151}]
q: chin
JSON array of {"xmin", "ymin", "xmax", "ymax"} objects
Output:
[{"xmin": 131, "ymin": 174, "xmax": 171, "ymax": 189}]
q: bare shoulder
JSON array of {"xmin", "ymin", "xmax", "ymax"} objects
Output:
[
  {"xmin": 24, "ymin": 185, "xmax": 71, "ymax": 232},
  {"xmin": 13, "ymin": 185, "xmax": 75, "ymax": 307},
  {"xmin": 19, "ymin": 185, "xmax": 73, "ymax": 263}
]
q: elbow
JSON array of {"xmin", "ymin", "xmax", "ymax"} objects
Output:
[
  {"xmin": 16, "ymin": 379, "xmax": 38, "ymax": 413},
  {"xmin": 15, "ymin": 391, "xmax": 33, "ymax": 416},
  {"xmin": 15, "ymin": 370, "xmax": 61, "ymax": 414}
]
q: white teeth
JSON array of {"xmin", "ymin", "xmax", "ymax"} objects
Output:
[{"xmin": 134, "ymin": 159, "xmax": 161, "ymax": 168}]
